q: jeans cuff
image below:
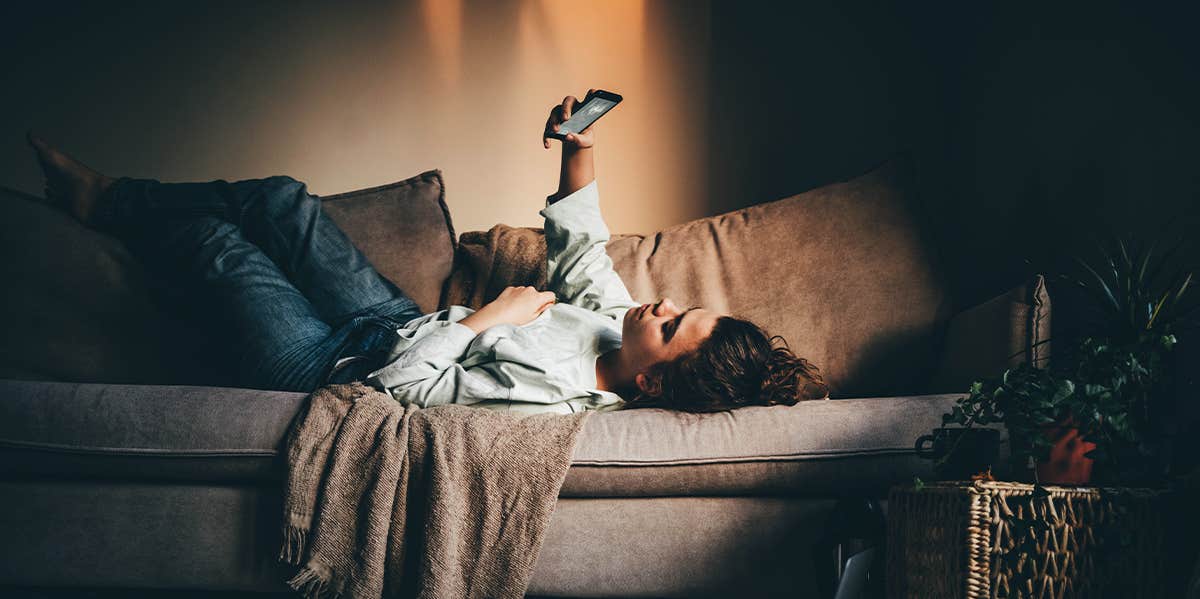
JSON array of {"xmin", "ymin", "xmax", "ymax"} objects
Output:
[
  {"xmin": 89, "ymin": 176, "xmax": 133, "ymax": 235},
  {"xmin": 337, "ymin": 317, "xmax": 399, "ymax": 360}
]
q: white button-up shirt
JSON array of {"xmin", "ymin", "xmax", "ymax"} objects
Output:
[{"xmin": 364, "ymin": 179, "xmax": 639, "ymax": 415}]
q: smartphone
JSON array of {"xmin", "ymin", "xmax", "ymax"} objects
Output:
[{"xmin": 550, "ymin": 90, "xmax": 622, "ymax": 140}]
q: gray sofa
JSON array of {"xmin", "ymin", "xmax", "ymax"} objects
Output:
[{"xmin": 0, "ymin": 160, "xmax": 1047, "ymax": 597}]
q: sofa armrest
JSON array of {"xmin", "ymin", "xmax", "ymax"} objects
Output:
[{"xmin": 928, "ymin": 275, "xmax": 1051, "ymax": 394}]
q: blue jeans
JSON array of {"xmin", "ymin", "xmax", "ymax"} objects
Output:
[{"xmin": 92, "ymin": 175, "xmax": 426, "ymax": 392}]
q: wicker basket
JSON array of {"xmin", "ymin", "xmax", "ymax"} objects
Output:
[{"xmin": 887, "ymin": 480, "xmax": 1170, "ymax": 598}]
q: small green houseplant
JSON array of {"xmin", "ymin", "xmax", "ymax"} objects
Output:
[{"xmin": 942, "ymin": 362, "xmax": 1082, "ymax": 482}]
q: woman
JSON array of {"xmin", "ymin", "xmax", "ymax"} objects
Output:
[{"xmin": 28, "ymin": 92, "xmax": 828, "ymax": 414}]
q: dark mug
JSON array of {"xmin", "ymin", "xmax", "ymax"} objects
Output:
[{"xmin": 914, "ymin": 427, "xmax": 1000, "ymax": 481}]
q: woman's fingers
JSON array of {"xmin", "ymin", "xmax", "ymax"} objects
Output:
[
  {"xmin": 543, "ymin": 105, "xmax": 566, "ymax": 148},
  {"xmin": 537, "ymin": 292, "xmax": 557, "ymax": 314},
  {"xmin": 543, "ymin": 93, "xmax": 592, "ymax": 148},
  {"xmin": 544, "ymin": 108, "xmax": 563, "ymax": 148}
]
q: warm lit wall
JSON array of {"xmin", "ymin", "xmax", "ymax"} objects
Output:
[{"xmin": 0, "ymin": 0, "xmax": 709, "ymax": 235}]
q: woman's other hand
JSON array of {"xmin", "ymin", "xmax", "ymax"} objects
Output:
[
  {"xmin": 543, "ymin": 89, "xmax": 597, "ymax": 150},
  {"xmin": 459, "ymin": 286, "xmax": 557, "ymax": 333}
]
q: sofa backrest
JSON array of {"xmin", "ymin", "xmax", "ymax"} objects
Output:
[{"xmin": 443, "ymin": 160, "xmax": 954, "ymax": 398}]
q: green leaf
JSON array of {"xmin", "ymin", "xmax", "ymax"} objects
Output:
[
  {"xmin": 1172, "ymin": 272, "xmax": 1193, "ymax": 309},
  {"xmin": 951, "ymin": 405, "xmax": 965, "ymax": 422},
  {"xmin": 1135, "ymin": 239, "xmax": 1156, "ymax": 289},
  {"xmin": 1148, "ymin": 293, "xmax": 1168, "ymax": 330},
  {"xmin": 1076, "ymin": 256, "xmax": 1122, "ymax": 314},
  {"xmin": 1052, "ymin": 379, "xmax": 1075, "ymax": 402},
  {"xmin": 1143, "ymin": 237, "xmax": 1184, "ymax": 287},
  {"xmin": 1117, "ymin": 238, "xmax": 1132, "ymax": 271}
]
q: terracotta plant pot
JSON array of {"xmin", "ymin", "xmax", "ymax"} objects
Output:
[{"xmin": 1035, "ymin": 423, "xmax": 1096, "ymax": 485}]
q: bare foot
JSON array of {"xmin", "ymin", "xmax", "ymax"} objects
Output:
[{"xmin": 27, "ymin": 132, "xmax": 115, "ymax": 226}]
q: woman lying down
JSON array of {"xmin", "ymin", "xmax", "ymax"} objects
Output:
[{"xmin": 27, "ymin": 91, "xmax": 828, "ymax": 415}]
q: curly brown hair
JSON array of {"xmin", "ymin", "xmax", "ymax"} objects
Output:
[{"xmin": 623, "ymin": 316, "xmax": 830, "ymax": 413}]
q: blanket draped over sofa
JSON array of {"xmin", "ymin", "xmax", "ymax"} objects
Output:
[{"xmin": 279, "ymin": 382, "xmax": 590, "ymax": 598}]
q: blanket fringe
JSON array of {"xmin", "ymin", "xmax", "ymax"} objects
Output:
[
  {"xmin": 278, "ymin": 524, "xmax": 308, "ymax": 565},
  {"xmin": 287, "ymin": 565, "xmax": 344, "ymax": 599}
]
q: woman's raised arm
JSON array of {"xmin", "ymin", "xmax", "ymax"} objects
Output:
[
  {"xmin": 537, "ymin": 91, "xmax": 637, "ymax": 320},
  {"xmin": 543, "ymin": 90, "xmax": 597, "ymax": 204}
]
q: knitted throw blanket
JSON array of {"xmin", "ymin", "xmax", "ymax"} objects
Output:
[{"xmin": 278, "ymin": 382, "xmax": 591, "ymax": 598}]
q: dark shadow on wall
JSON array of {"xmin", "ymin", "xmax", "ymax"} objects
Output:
[{"xmin": 705, "ymin": 0, "xmax": 1200, "ymax": 315}]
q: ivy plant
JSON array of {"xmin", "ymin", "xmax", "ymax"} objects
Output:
[{"xmin": 943, "ymin": 363, "xmax": 1077, "ymax": 476}]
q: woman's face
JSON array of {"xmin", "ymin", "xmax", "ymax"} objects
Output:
[{"xmin": 621, "ymin": 297, "xmax": 721, "ymax": 371}]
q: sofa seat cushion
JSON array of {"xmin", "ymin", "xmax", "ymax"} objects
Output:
[
  {"xmin": 0, "ymin": 379, "xmax": 962, "ymax": 496},
  {"xmin": 0, "ymin": 172, "xmax": 455, "ymax": 387}
]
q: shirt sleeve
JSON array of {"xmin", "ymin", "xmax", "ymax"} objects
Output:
[
  {"xmin": 367, "ymin": 361, "xmax": 513, "ymax": 409},
  {"xmin": 366, "ymin": 346, "xmax": 587, "ymax": 411},
  {"xmin": 365, "ymin": 321, "xmax": 621, "ymax": 413},
  {"xmin": 364, "ymin": 316, "xmax": 513, "ymax": 408},
  {"xmin": 540, "ymin": 180, "xmax": 639, "ymax": 321}
]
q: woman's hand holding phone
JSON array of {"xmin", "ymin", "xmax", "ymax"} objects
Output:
[
  {"xmin": 543, "ymin": 89, "xmax": 597, "ymax": 150},
  {"xmin": 544, "ymin": 89, "xmax": 622, "ymax": 202}
]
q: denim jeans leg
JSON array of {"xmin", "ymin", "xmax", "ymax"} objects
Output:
[
  {"xmin": 225, "ymin": 175, "xmax": 425, "ymax": 327},
  {"xmin": 96, "ymin": 209, "xmax": 397, "ymax": 392},
  {"xmin": 91, "ymin": 176, "xmax": 429, "ymax": 388},
  {"xmin": 93, "ymin": 176, "xmax": 425, "ymax": 328}
]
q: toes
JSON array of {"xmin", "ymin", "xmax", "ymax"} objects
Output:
[{"xmin": 27, "ymin": 131, "xmax": 50, "ymax": 153}]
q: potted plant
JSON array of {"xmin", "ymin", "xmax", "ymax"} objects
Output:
[
  {"xmin": 1057, "ymin": 238, "xmax": 1196, "ymax": 485},
  {"xmin": 943, "ymin": 237, "xmax": 1196, "ymax": 486},
  {"xmin": 942, "ymin": 362, "xmax": 1087, "ymax": 483}
]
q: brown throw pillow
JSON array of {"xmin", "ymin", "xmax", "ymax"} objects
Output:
[
  {"xmin": 929, "ymin": 275, "xmax": 1052, "ymax": 394},
  {"xmin": 317, "ymin": 170, "xmax": 456, "ymax": 315},
  {"xmin": 0, "ymin": 170, "xmax": 456, "ymax": 386},
  {"xmin": 443, "ymin": 159, "xmax": 953, "ymax": 398}
]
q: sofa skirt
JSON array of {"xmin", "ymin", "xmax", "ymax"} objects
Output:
[{"xmin": 0, "ymin": 480, "xmax": 835, "ymax": 598}]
